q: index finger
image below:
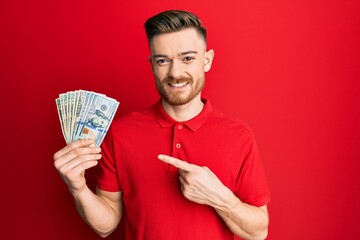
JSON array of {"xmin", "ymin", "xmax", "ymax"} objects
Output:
[
  {"xmin": 157, "ymin": 154, "xmax": 193, "ymax": 172},
  {"xmin": 53, "ymin": 139, "xmax": 95, "ymax": 160}
]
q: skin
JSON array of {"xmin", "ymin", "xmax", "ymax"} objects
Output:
[
  {"xmin": 150, "ymin": 28, "xmax": 214, "ymax": 121},
  {"xmin": 157, "ymin": 154, "xmax": 269, "ymax": 240},
  {"xmin": 53, "ymin": 139, "xmax": 121, "ymax": 237},
  {"xmin": 53, "ymin": 28, "xmax": 268, "ymax": 239}
]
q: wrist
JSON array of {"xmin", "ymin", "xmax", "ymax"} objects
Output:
[
  {"xmin": 215, "ymin": 188, "xmax": 241, "ymax": 213},
  {"xmin": 70, "ymin": 185, "xmax": 91, "ymax": 200}
]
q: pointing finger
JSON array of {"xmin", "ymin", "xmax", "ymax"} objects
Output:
[{"xmin": 157, "ymin": 154, "xmax": 193, "ymax": 172}]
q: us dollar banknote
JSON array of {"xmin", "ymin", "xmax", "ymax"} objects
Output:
[{"xmin": 55, "ymin": 90, "xmax": 119, "ymax": 146}]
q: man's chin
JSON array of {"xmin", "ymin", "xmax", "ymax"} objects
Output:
[
  {"xmin": 162, "ymin": 94, "xmax": 192, "ymax": 106},
  {"xmin": 164, "ymin": 98, "xmax": 189, "ymax": 106}
]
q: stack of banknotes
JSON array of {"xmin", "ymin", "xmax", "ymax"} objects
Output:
[{"xmin": 55, "ymin": 90, "xmax": 119, "ymax": 147}]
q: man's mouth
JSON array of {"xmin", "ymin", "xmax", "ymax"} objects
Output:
[{"xmin": 168, "ymin": 82, "xmax": 188, "ymax": 88}]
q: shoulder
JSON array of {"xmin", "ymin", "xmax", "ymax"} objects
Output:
[
  {"xmin": 208, "ymin": 108, "xmax": 255, "ymax": 139},
  {"xmin": 110, "ymin": 104, "xmax": 156, "ymax": 131}
]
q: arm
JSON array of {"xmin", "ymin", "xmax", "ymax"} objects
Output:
[
  {"xmin": 158, "ymin": 154, "xmax": 269, "ymax": 240},
  {"xmin": 53, "ymin": 139, "xmax": 122, "ymax": 237},
  {"xmin": 214, "ymin": 190, "xmax": 268, "ymax": 240}
]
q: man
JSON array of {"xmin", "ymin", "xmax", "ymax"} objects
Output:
[{"xmin": 53, "ymin": 10, "xmax": 270, "ymax": 240}]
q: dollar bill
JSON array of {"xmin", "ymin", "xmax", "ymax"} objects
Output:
[
  {"xmin": 55, "ymin": 98, "xmax": 66, "ymax": 141},
  {"xmin": 55, "ymin": 90, "xmax": 119, "ymax": 146},
  {"xmin": 59, "ymin": 93, "xmax": 70, "ymax": 142}
]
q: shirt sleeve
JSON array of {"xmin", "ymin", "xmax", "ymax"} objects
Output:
[
  {"xmin": 96, "ymin": 125, "xmax": 122, "ymax": 192},
  {"xmin": 235, "ymin": 133, "xmax": 270, "ymax": 207}
]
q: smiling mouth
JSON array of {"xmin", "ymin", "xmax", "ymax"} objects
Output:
[{"xmin": 168, "ymin": 82, "xmax": 188, "ymax": 88}]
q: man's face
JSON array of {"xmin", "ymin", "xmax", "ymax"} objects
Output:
[{"xmin": 149, "ymin": 28, "xmax": 213, "ymax": 106}]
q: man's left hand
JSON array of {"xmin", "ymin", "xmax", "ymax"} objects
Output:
[{"xmin": 158, "ymin": 154, "xmax": 233, "ymax": 207}]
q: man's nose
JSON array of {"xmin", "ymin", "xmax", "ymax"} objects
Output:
[{"xmin": 168, "ymin": 60, "xmax": 183, "ymax": 79}]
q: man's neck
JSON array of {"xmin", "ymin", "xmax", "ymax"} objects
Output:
[{"xmin": 161, "ymin": 95, "xmax": 204, "ymax": 122}]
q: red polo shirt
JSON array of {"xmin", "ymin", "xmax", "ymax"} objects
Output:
[{"xmin": 97, "ymin": 99, "xmax": 270, "ymax": 240}]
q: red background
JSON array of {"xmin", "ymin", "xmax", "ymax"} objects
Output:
[{"xmin": 1, "ymin": 0, "xmax": 359, "ymax": 239}]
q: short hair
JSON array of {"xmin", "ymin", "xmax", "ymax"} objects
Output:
[{"xmin": 144, "ymin": 10, "xmax": 207, "ymax": 44}]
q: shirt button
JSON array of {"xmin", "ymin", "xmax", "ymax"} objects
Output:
[
  {"xmin": 176, "ymin": 143, "xmax": 181, "ymax": 149},
  {"xmin": 178, "ymin": 125, "xmax": 183, "ymax": 130}
]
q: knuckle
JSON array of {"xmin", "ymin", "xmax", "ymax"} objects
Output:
[
  {"xmin": 182, "ymin": 190, "xmax": 191, "ymax": 199},
  {"xmin": 78, "ymin": 139, "xmax": 88, "ymax": 146},
  {"xmin": 53, "ymin": 160, "xmax": 61, "ymax": 169},
  {"xmin": 66, "ymin": 171, "xmax": 75, "ymax": 181},
  {"xmin": 68, "ymin": 139, "xmax": 85, "ymax": 150},
  {"xmin": 80, "ymin": 161, "xmax": 94, "ymax": 171},
  {"xmin": 53, "ymin": 152, "xmax": 59, "ymax": 160},
  {"xmin": 186, "ymin": 175, "xmax": 193, "ymax": 184},
  {"xmin": 93, "ymin": 147, "xmax": 101, "ymax": 154},
  {"xmin": 67, "ymin": 141, "xmax": 77, "ymax": 150},
  {"xmin": 72, "ymin": 148, "xmax": 83, "ymax": 156},
  {"xmin": 73, "ymin": 155, "xmax": 83, "ymax": 162},
  {"xmin": 71, "ymin": 148, "xmax": 79, "ymax": 155},
  {"xmin": 58, "ymin": 165, "xmax": 67, "ymax": 176}
]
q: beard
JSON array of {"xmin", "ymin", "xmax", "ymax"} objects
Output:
[{"xmin": 156, "ymin": 75, "xmax": 205, "ymax": 106}]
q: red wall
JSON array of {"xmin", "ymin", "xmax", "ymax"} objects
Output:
[{"xmin": 1, "ymin": 1, "xmax": 359, "ymax": 239}]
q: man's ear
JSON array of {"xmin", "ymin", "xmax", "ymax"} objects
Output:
[{"xmin": 204, "ymin": 49, "xmax": 214, "ymax": 72}]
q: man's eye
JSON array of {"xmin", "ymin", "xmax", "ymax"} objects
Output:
[
  {"xmin": 156, "ymin": 59, "xmax": 169, "ymax": 65},
  {"xmin": 183, "ymin": 56, "xmax": 195, "ymax": 62}
]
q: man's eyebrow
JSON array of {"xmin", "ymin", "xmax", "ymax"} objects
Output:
[
  {"xmin": 152, "ymin": 54, "xmax": 168, "ymax": 59},
  {"xmin": 179, "ymin": 51, "xmax": 198, "ymax": 56},
  {"xmin": 152, "ymin": 51, "xmax": 198, "ymax": 59}
]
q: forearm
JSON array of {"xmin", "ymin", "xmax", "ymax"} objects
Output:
[
  {"xmin": 213, "ymin": 189, "xmax": 269, "ymax": 240},
  {"xmin": 157, "ymin": 155, "xmax": 269, "ymax": 238},
  {"xmin": 72, "ymin": 186, "xmax": 121, "ymax": 237}
]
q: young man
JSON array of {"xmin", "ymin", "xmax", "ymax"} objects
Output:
[{"xmin": 53, "ymin": 10, "xmax": 270, "ymax": 240}]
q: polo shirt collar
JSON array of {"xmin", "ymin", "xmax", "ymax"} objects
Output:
[{"xmin": 153, "ymin": 98, "xmax": 213, "ymax": 132}]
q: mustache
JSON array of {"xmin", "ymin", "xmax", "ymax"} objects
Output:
[{"xmin": 163, "ymin": 76, "xmax": 193, "ymax": 84}]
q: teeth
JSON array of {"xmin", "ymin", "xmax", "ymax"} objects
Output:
[{"xmin": 169, "ymin": 82, "xmax": 187, "ymax": 87}]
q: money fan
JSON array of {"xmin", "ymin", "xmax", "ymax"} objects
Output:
[{"xmin": 55, "ymin": 90, "xmax": 119, "ymax": 147}]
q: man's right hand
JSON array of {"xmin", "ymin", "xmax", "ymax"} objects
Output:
[{"xmin": 53, "ymin": 139, "xmax": 102, "ymax": 193}]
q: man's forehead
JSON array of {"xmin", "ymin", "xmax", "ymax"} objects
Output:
[{"xmin": 150, "ymin": 28, "xmax": 206, "ymax": 54}]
